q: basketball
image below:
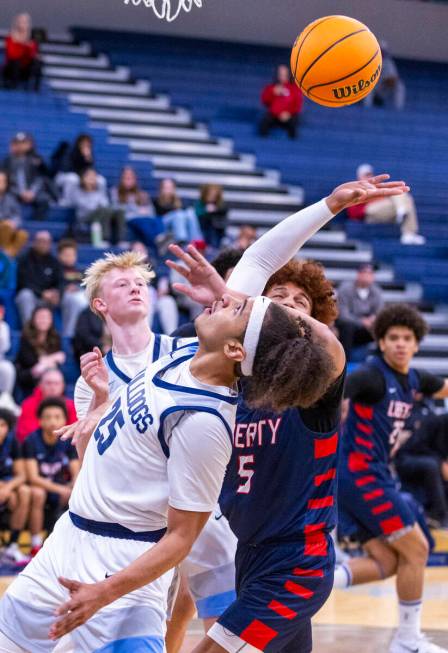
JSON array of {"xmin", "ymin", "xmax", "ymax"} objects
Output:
[{"xmin": 291, "ymin": 15, "xmax": 382, "ymax": 107}]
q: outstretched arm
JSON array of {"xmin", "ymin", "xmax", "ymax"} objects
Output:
[{"xmin": 166, "ymin": 175, "xmax": 409, "ymax": 303}]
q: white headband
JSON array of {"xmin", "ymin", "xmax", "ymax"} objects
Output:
[{"xmin": 241, "ymin": 296, "xmax": 272, "ymax": 377}]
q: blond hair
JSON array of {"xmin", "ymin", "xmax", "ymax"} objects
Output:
[{"xmin": 82, "ymin": 251, "xmax": 153, "ymax": 318}]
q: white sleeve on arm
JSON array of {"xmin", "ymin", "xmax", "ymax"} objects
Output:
[
  {"xmin": 227, "ymin": 198, "xmax": 334, "ymax": 296},
  {"xmin": 74, "ymin": 376, "xmax": 94, "ymax": 419},
  {"xmin": 167, "ymin": 412, "xmax": 232, "ymax": 513}
]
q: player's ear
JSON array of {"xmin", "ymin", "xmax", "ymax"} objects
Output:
[
  {"xmin": 223, "ymin": 339, "xmax": 245, "ymax": 364},
  {"xmin": 92, "ymin": 297, "xmax": 107, "ymax": 317}
]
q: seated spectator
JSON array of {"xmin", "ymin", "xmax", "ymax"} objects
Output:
[
  {"xmin": 70, "ymin": 134, "xmax": 95, "ymax": 177},
  {"xmin": 364, "ymin": 42, "xmax": 406, "ymax": 110},
  {"xmin": 233, "ymin": 224, "xmax": 257, "ymax": 250},
  {"xmin": 0, "ymin": 170, "xmax": 22, "ymax": 226},
  {"xmin": 111, "ymin": 166, "xmax": 154, "ymax": 220},
  {"xmin": 57, "ymin": 239, "xmax": 88, "ymax": 338},
  {"xmin": 0, "ymin": 408, "xmax": 30, "ymax": 564},
  {"xmin": 70, "ymin": 168, "xmax": 126, "ymax": 246},
  {"xmin": 0, "ymin": 299, "xmax": 19, "ymax": 415},
  {"xmin": 15, "ymin": 306, "xmax": 65, "ymax": 398},
  {"xmin": 195, "ymin": 184, "xmax": 228, "ymax": 249},
  {"xmin": 15, "ymin": 230, "xmax": 62, "ymax": 325},
  {"xmin": 336, "ymin": 263, "xmax": 384, "ymax": 358},
  {"xmin": 72, "ymin": 307, "xmax": 104, "ymax": 361},
  {"xmin": 16, "ymin": 368, "xmax": 76, "ymax": 442},
  {"xmin": 347, "ymin": 164, "xmax": 425, "ymax": 245},
  {"xmin": 395, "ymin": 401, "xmax": 448, "ymax": 528},
  {"xmin": 2, "ymin": 132, "xmax": 55, "ymax": 220},
  {"xmin": 2, "ymin": 13, "xmax": 42, "ymax": 92},
  {"xmin": 259, "ymin": 64, "xmax": 303, "ymax": 139},
  {"xmin": 153, "ymin": 178, "xmax": 182, "ymax": 216},
  {"xmin": 24, "ymin": 398, "xmax": 79, "ymax": 555}
]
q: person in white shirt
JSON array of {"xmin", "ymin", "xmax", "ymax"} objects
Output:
[{"xmin": 0, "ymin": 175, "xmax": 409, "ymax": 653}]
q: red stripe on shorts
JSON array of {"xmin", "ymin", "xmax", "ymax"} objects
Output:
[
  {"xmin": 240, "ymin": 619, "xmax": 278, "ymax": 649},
  {"xmin": 356, "ymin": 421, "xmax": 373, "ymax": 435},
  {"xmin": 284, "ymin": 580, "xmax": 315, "ymax": 599},
  {"xmin": 348, "ymin": 452, "xmax": 372, "ymax": 472},
  {"xmin": 308, "ymin": 496, "xmax": 334, "ymax": 510},
  {"xmin": 380, "ymin": 515, "xmax": 405, "ymax": 535},
  {"xmin": 354, "ymin": 404, "xmax": 373, "ymax": 420},
  {"xmin": 314, "ymin": 433, "xmax": 338, "ymax": 458},
  {"xmin": 363, "ymin": 488, "xmax": 385, "ymax": 501},
  {"xmin": 355, "ymin": 475, "xmax": 377, "ymax": 487},
  {"xmin": 371, "ymin": 501, "xmax": 393, "ymax": 515},
  {"xmin": 314, "ymin": 468, "xmax": 337, "ymax": 486},
  {"xmin": 268, "ymin": 600, "xmax": 298, "ymax": 620},
  {"xmin": 293, "ymin": 567, "xmax": 324, "ymax": 578},
  {"xmin": 304, "ymin": 523, "xmax": 328, "ymax": 557},
  {"xmin": 355, "ymin": 436, "xmax": 374, "ymax": 450}
]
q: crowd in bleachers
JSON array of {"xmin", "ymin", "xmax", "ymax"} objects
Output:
[{"xmin": 0, "ymin": 15, "xmax": 447, "ymax": 568}]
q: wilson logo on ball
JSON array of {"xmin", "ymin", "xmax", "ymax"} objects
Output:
[{"xmin": 332, "ymin": 63, "xmax": 382, "ymax": 100}]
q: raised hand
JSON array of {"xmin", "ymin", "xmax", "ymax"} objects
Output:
[
  {"xmin": 326, "ymin": 174, "xmax": 410, "ymax": 214},
  {"xmin": 80, "ymin": 347, "xmax": 109, "ymax": 404},
  {"xmin": 166, "ymin": 244, "xmax": 226, "ymax": 306}
]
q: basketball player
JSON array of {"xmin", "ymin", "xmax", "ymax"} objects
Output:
[{"xmin": 334, "ymin": 304, "xmax": 448, "ymax": 653}]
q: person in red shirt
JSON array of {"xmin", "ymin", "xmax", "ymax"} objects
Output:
[
  {"xmin": 3, "ymin": 13, "xmax": 42, "ymax": 91},
  {"xmin": 16, "ymin": 368, "xmax": 77, "ymax": 442},
  {"xmin": 259, "ymin": 65, "xmax": 303, "ymax": 139}
]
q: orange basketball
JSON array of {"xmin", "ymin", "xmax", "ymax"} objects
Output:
[{"xmin": 290, "ymin": 15, "xmax": 382, "ymax": 107}]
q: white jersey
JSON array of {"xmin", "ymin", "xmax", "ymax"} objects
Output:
[
  {"xmin": 69, "ymin": 345, "xmax": 237, "ymax": 532},
  {"xmin": 74, "ymin": 333, "xmax": 195, "ymax": 418}
]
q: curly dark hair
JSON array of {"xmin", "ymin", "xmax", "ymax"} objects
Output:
[
  {"xmin": 244, "ymin": 302, "xmax": 336, "ymax": 411},
  {"xmin": 212, "ymin": 248, "xmax": 244, "ymax": 280},
  {"xmin": 264, "ymin": 259, "xmax": 338, "ymax": 326},
  {"xmin": 37, "ymin": 397, "xmax": 68, "ymax": 420},
  {"xmin": 373, "ymin": 303, "xmax": 429, "ymax": 343}
]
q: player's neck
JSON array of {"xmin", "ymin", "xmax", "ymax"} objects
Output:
[
  {"xmin": 383, "ymin": 353, "xmax": 410, "ymax": 375},
  {"xmin": 190, "ymin": 349, "xmax": 235, "ymax": 388},
  {"xmin": 108, "ymin": 319, "xmax": 153, "ymax": 356}
]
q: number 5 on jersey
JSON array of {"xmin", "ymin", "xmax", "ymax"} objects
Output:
[{"xmin": 237, "ymin": 455, "xmax": 255, "ymax": 494}]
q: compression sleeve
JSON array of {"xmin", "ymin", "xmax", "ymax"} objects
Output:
[{"xmin": 227, "ymin": 198, "xmax": 334, "ymax": 296}]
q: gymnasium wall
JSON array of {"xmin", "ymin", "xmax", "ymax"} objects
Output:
[{"xmin": 2, "ymin": 0, "xmax": 448, "ymax": 63}]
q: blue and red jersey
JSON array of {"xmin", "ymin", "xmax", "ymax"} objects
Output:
[{"xmin": 220, "ymin": 398, "xmax": 340, "ymax": 550}]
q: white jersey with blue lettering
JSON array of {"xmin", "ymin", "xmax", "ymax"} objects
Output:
[
  {"xmin": 70, "ymin": 345, "xmax": 237, "ymax": 531},
  {"xmin": 74, "ymin": 333, "xmax": 194, "ymax": 419}
]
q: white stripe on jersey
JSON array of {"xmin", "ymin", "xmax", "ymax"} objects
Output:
[{"xmin": 69, "ymin": 346, "xmax": 236, "ymax": 531}]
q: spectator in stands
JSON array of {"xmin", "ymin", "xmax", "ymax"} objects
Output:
[
  {"xmin": 2, "ymin": 13, "xmax": 42, "ymax": 92},
  {"xmin": 0, "ymin": 299, "xmax": 18, "ymax": 414},
  {"xmin": 395, "ymin": 402, "xmax": 448, "ymax": 528},
  {"xmin": 0, "ymin": 170, "xmax": 21, "ymax": 226},
  {"xmin": 153, "ymin": 178, "xmax": 182, "ymax": 216},
  {"xmin": 57, "ymin": 239, "xmax": 88, "ymax": 338},
  {"xmin": 70, "ymin": 134, "xmax": 95, "ymax": 177},
  {"xmin": 111, "ymin": 167, "xmax": 154, "ymax": 220},
  {"xmin": 15, "ymin": 230, "xmax": 62, "ymax": 325},
  {"xmin": 195, "ymin": 184, "xmax": 228, "ymax": 249},
  {"xmin": 336, "ymin": 263, "xmax": 384, "ymax": 358},
  {"xmin": 364, "ymin": 42, "xmax": 406, "ymax": 110},
  {"xmin": 2, "ymin": 132, "xmax": 54, "ymax": 219},
  {"xmin": 0, "ymin": 408, "xmax": 31, "ymax": 564},
  {"xmin": 153, "ymin": 178, "xmax": 203, "ymax": 246},
  {"xmin": 347, "ymin": 163, "xmax": 425, "ymax": 245},
  {"xmin": 70, "ymin": 168, "xmax": 126, "ymax": 246},
  {"xmin": 15, "ymin": 306, "xmax": 65, "ymax": 398},
  {"xmin": 233, "ymin": 224, "xmax": 257, "ymax": 250},
  {"xmin": 24, "ymin": 398, "xmax": 79, "ymax": 555},
  {"xmin": 16, "ymin": 367, "xmax": 76, "ymax": 443},
  {"xmin": 72, "ymin": 307, "xmax": 104, "ymax": 361},
  {"xmin": 259, "ymin": 64, "xmax": 303, "ymax": 139}
]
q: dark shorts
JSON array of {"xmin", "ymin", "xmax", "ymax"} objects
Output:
[
  {"xmin": 338, "ymin": 469, "xmax": 416, "ymax": 544},
  {"xmin": 217, "ymin": 537, "xmax": 335, "ymax": 653}
]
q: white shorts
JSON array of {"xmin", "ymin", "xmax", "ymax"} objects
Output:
[
  {"xmin": 182, "ymin": 511, "xmax": 237, "ymax": 619},
  {"xmin": 0, "ymin": 512, "xmax": 173, "ymax": 653}
]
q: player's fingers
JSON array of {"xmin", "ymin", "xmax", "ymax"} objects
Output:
[
  {"xmin": 167, "ymin": 244, "xmax": 196, "ymax": 268},
  {"xmin": 186, "ymin": 243, "xmax": 207, "ymax": 263},
  {"xmin": 92, "ymin": 346, "xmax": 102, "ymax": 358},
  {"xmin": 374, "ymin": 180, "xmax": 407, "ymax": 188},
  {"xmin": 165, "ymin": 260, "xmax": 190, "ymax": 278},
  {"xmin": 171, "ymin": 282, "xmax": 195, "ymax": 299},
  {"xmin": 82, "ymin": 360, "xmax": 99, "ymax": 376},
  {"xmin": 367, "ymin": 173, "xmax": 390, "ymax": 184},
  {"xmin": 58, "ymin": 577, "xmax": 80, "ymax": 592},
  {"xmin": 80, "ymin": 352, "xmax": 98, "ymax": 366}
]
